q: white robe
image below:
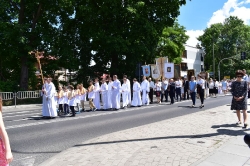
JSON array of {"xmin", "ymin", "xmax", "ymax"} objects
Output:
[
  {"xmin": 131, "ymin": 82, "xmax": 142, "ymax": 106},
  {"xmin": 141, "ymin": 80, "xmax": 150, "ymax": 105},
  {"xmin": 93, "ymin": 82, "xmax": 101, "ymax": 109},
  {"xmin": 101, "ymin": 82, "xmax": 108, "ymax": 110},
  {"xmin": 111, "ymin": 79, "xmax": 121, "ymax": 109},
  {"xmin": 126, "ymin": 79, "xmax": 132, "ymax": 104},
  {"xmin": 121, "ymin": 83, "xmax": 129, "ymax": 107},
  {"xmin": 41, "ymin": 83, "xmax": 48, "ymax": 116},
  {"xmin": 107, "ymin": 81, "xmax": 113, "ymax": 109},
  {"xmin": 43, "ymin": 82, "xmax": 57, "ymax": 117}
]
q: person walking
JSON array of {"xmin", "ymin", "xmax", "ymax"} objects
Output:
[
  {"xmin": 0, "ymin": 97, "xmax": 13, "ymax": 165},
  {"xmin": 189, "ymin": 76, "xmax": 197, "ymax": 107},
  {"xmin": 88, "ymin": 80, "xmax": 97, "ymax": 112},
  {"xmin": 175, "ymin": 77, "xmax": 182, "ymax": 102},
  {"xmin": 231, "ymin": 70, "xmax": 248, "ymax": 128},
  {"xmin": 111, "ymin": 75, "xmax": 121, "ymax": 110},
  {"xmin": 154, "ymin": 79, "xmax": 161, "ymax": 104},
  {"xmin": 141, "ymin": 76, "xmax": 150, "ymax": 105},
  {"xmin": 148, "ymin": 78, "xmax": 155, "ymax": 104},
  {"xmin": 161, "ymin": 78, "xmax": 169, "ymax": 102},
  {"xmin": 168, "ymin": 79, "xmax": 176, "ymax": 105},
  {"xmin": 208, "ymin": 78, "xmax": 214, "ymax": 97},
  {"xmin": 197, "ymin": 74, "xmax": 205, "ymax": 108},
  {"xmin": 131, "ymin": 78, "xmax": 142, "ymax": 107},
  {"xmin": 183, "ymin": 76, "xmax": 189, "ymax": 100}
]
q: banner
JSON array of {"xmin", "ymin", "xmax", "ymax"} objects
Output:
[
  {"xmin": 156, "ymin": 57, "xmax": 168, "ymax": 78},
  {"xmin": 141, "ymin": 65, "xmax": 151, "ymax": 77},
  {"xmin": 164, "ymin": 63, "xmax": 174, "ymax": 79},
  {"xmin": 151, "ymin": 64, "xmax": 161, "ymax": 80}
]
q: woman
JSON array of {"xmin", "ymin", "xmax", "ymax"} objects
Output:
[
  {"xmin": 208, "ymin": 78, "xmax": 214, "ymax": 97},
  {"xmin": 0, "ymin": 97, "xmax": 13, "ymax": 165},
  {"xmin": 197, "ymin": 74, "xmax": 205, "ymax": 108},
  {"xmin": 231, "ymin": 70, "xmax": 248, "ymax": 128},
  {"xmin": 213, "ymin": 79, "xmax": 219, "ymax": 97},
  {"xmin": 222, "ymin": 78, "xmax": 228, "ymax": 95},
  {"xmin": 154, "ymin": 79, "xmax": 162, "ymax": 103}
]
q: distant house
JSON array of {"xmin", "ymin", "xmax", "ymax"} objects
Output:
[{"xmin": 179, "ymin": 45, "xmax": 205, "ymax": 77}]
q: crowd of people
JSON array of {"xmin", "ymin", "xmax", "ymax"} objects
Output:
[{"xmin": 41, "ymin": 70, "xmax": 250, "ymax": 120}]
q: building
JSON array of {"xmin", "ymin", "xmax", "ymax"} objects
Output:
[{"xmin": 179, "ymin": 45, "xmax": 205, "ymax": 78}]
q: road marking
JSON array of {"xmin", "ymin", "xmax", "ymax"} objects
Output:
[
  {"xmin": 3, "ymin": 113, "xmax": 41, "ymax": 118},
  {"xmin": 5, "ymin": 105, "xmax": 161, "ymax": 130}
]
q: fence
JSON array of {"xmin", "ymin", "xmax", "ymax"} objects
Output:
[{"xmin": 0, "ymin": 91, "xmax": 42, "ymax": 107}]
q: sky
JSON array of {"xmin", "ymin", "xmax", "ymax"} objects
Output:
[{"xmin": 178, "ymin": 0, "xmax": 250, "ymax": 47}]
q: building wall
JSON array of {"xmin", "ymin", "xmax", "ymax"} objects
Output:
[{"xmin": 180, "ymin": 45, "xmax": 204, "ymax": 77}]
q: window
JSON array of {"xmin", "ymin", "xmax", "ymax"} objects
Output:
[
  {"xmin": 200, "ymin": 53, "xmax": 204, "ymax": 61},
  {"xmin": 201, "ymin": 65, "xmax": 204, "ymax": 71},
  {"xmin": 182, "ymin": 50, "xmax": 187, "ymax": 58},
  {"xmin": 181, "ymin": 63, "xmax": 188, "ymax": 71}
]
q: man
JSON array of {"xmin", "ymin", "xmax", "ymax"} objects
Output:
[
  {"xmin": 189, "ymin": 76, "xmax": 197, "ymax": 107},
  {"xmin": 175, "ymin": 77, "xmax": 182, "ymax": 102},
  {"xmin": 161, "ymin": 78, "xmax": 168, "ymax": 102},
  {"xmin": 183, "ymin": 76, "xmax": 189, "ymax": 100},
  {"xmin": 131, "ymin": 78, "xmax": 142, "ymax": 107},
  {"xmin": 141, "ymin": 76, "xmax": 150, "ymax": 105},
  {"xmin": 93, "ymin": 78, "xmax": 101, "ymax": 110},
  {"xmin": 41, "ymin": 78, "xmax": 48, "ymax": 117},
  {"xmin": 123, "ymin": 75, "xmax": 131, "ymax": 105},
  {"xmin": 121, "ymin": 78, "xmax": 129, "ymax": 109},
  {"xmin": 168, "ymin": 79, "xmax": 176, "ymax": 105},
  {"xmin": 42, "ymin": 77, "xmax": 57, "ymax": 118},
  {"xmin": 100, "ymin": 79, "xmax": 108, "ymax": 110},
  {"xmin": 148, "ymin": 78, "xmax": 155, "ymax": 104},
  {"xmin": 107, "ymin": 77, "xmax": 113, "ymax": 109},
  {"xmin": 111, "ymin": 75, "xmax": 121, "ymax": 110}
]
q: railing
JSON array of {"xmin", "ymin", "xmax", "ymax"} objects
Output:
[{"xmin": 0, "ymin": 91, "xmax": 42, "ymax": 108}]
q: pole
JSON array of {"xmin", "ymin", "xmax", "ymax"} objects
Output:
[
  {"xmin": 213, "ymin": 42, "xmax": 215, "ymax": 79},
  {"xmin": 218, "ymin": 62, "xmax": 221, "ymax": 82}
]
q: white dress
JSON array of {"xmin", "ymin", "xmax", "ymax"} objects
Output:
[
  {"xmin": 68, "ymin": 91, "xmax": 77, "ymax": 107},
  {"xmin": 126, "ymin": 79, "xmax": 131, "ymax": 104},
  {"xmin": 131, "ymin": 82, "xmax": 142, "ymax": 106},
  {"xmin": 101, "ymin": 82, "xmax": 108, "ymax": 110},
  {"xmin": 43, "ymin": 82, "xmax": 57, "ymax": 117},
  {"xmin": 111, "ymin": 79, "xmax": 121, "ymax": 109},
  {"xmin": 107, "ymin": 81, "xmax": 113, "ymax": 109},
  {"xmin": 141, "ymin": 80, "xmax": 149, "ymax": 105},
  {"xmin": 121, "ymin": 83, "xmax": 129, "ymax": 107},
  {"xmin": 93, "ymin": 82, "xmax": 101, "ymax": 109}
]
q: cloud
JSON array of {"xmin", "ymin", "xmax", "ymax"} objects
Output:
[
  {"xmin": 185, "ymin": 30, "xmax": 204, "ymax": 47},
  {"xmin": 207, "ymin": 0, "xmax": 250, "ymax": 26}
]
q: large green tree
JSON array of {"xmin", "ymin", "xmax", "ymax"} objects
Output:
[
  {"xmin": 198, "ymin": 16, "xmax": 250, "ymax": 79},
  {"xmin": 1, "ymin": 0, "xmax": 189, "ymax": 90}
]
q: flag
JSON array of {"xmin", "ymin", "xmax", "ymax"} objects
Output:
[
  {"xmin": 151, "ymin": 64, "xmax": 161, "ymax": 80},
  {"xmin": 141, "ymin": 65, "xmax": 151, "ymax": 77},
  {"xmin": 164, "ymin": 63, "xmax": 174, "ymax": 79}
]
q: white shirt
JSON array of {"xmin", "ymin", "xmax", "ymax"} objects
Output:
[
  {"xmin": 197, "ymin": 79, "xmax": 205, "ymax": 89},
  {"xmin": 154, "ymin": 82, "xmax": 162, "ymax": 91},
  {"xmin": 149, "ymin": 81, "xmax": 155, "ymax": 89},
  {"xmin": 108, "ymin": 81, "xmax": 113, "ymax": 91},
  {"xmin": 175, "ymin": 80, "xmax": 182, "ymax": 88}
]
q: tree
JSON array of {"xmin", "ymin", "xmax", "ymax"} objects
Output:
[
  {"xmin": 155, "ymin": 22, "xmax": 189, "ymax": 64},
  {"xmin": 198, "ymin": 16, "xmax": 250, "ymax": 79}
]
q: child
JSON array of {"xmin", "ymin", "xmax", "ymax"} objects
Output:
[
  {"xmin": 57, "ymin": 86, "xmax": 64, "ymax": 114},
  {"xmin": 63, "ymin": 87, "xmax": 69, "ymax": 115},
  {"xmin": 68, "ymin": 85, "xmax": 76, "ymax": 117},
  {"xmin": 0, "ymin": 97, "xmax": 13, "ymax": 165},
  {"xmin": 79, "ymin": 84, "xmax": 87, "ymax": 112},
  {"xmin": 88, "ymin": 81, "xmax": 97, "ymax": 111}
]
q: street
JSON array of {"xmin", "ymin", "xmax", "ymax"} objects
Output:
[{"xmin": 4, "ymin": 96, "xmax": 231, "ymax": 166}]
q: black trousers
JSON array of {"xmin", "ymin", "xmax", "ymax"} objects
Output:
[
  {"xmin": 169, "ymin": 92, "xmax": 175, "ymax": 104},
  {"xmin": 184, "ymin": 88, "xmax": 189, "ymax": 100},
  {"xmin": 199, "ymin": 89, "xmax": 205, "ymax": 104},
  {"xmin": 59, "ymin": 104, "xmax": 63, "ymax": 112},
  {"xmin": 175, "ymin": 88, "xmax": 181, "ymax": 101},
  {"xmin": 161, "ymin": 90, "xmax": 169, "ymax": 102},
  {"xmin": 149, "ymin": 88, "xmax": 154, "ymax": 103},
  {"xmin": 70, "ymin": 106, "xmax": 75, "ymax": 116}
]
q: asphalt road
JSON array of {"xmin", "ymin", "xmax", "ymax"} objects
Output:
[{"xmin": 4, "ymin": 95, "xmax": 232, "ymax": 166}]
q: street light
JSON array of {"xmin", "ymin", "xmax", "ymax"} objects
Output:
[{"xmin": 213, "ymin": 41, "xmax": 215, "ymax": 79}]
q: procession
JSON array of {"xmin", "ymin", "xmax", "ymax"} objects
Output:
[{"xmin": 40, "ymin": 69, "xmax": 250, "ymax": 119}]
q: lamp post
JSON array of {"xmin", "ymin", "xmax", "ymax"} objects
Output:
[{"xmin": 213, "ymin": 41, "xmax": 215, "ymax": 79}]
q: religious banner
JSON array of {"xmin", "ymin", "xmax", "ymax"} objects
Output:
[
  {"xmin": 150, "ymin": 64, "xmax": 161, "ymax": 80},
  {"xmin": 156, "ymin": 57, "xmax": 168, "ymax": 78},
  {"xmin": 164, "ymin": 63, "xmax": 174, "ymax": 79},
  {"xmin": 141, "ymin": 65, "xmax": 151, "ymax": 77}
]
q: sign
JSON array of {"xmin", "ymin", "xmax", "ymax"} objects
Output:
[
  {"xmin": 164, "ymin": 63, "xmax": 174, "ymax": 79},
  {"xmin": 141, "ymin": 65, "xmax": 151, "ymax": 77},
  {"xmin": 150, "ymin": 64, "xmax": 161, "ymax": 80},
  {"xmin": 209, "ymin": 72, "xmax": 214, "ymax": 76},
  {"xmin": 224, "ymin": 76, "xmax": 230, "ymax": 79}
]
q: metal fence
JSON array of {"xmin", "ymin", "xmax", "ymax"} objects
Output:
[{"xmin": 0, "ymin": 91, "xmax": 42, "ymax": 107}]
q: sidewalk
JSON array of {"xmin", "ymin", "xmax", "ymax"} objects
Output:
[{"xmin": 39, "ymin": 103, "xmax": 250, "ymax": 166}]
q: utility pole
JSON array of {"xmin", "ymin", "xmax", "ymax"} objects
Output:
[{"xmin": 213, "ymin": 41, "xmax": 215, "ymax": 79}]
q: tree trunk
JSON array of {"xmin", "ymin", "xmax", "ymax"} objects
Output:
[
  {"xmin": 20, "ymin": 56, "xmax": 29, "ymax": 90},
  {"xmin": 110, "ymin": 54, "xmax": 119, "ymax": 76}
]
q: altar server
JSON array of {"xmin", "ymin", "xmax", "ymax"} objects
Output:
[
  {"xmin": 93, "ymin": 78, "xmax": 101, "ymax": 110},
  {"xmin": 43, "ymin": 77, "xmax": 57, "ymax": 118},
  {"xmin": 111, "ymin": 75, "xmax": 121, "ymax": 110},
  {"xmin": 88, "ymin": 80, "xmax": 97, "ymax": 111},
  {"xmin": 141, "ymin": 76, "xmax": 150, "ymax": 105},
  {"xmin": 100, "ymin": 79, "xmax": 108, "ymax": 110},
  {"xmin": 131, "ymin": 78, "xmax": 142, "ymax": 107},
  {"xmin": 107, "ymin": 77, "xmax": 113, "ymax": 109},
  {"xmin": 121, "ymin": 78, "xmax": 130, "ymax": 108}
]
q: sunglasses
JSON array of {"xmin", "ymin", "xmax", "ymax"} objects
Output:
[{"xmin": 237, "ymin": 75, "xmax": 243, "ymax": 78}]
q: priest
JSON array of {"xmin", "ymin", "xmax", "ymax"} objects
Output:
[{"xmin": 111, "ymin": 75, "xmax": 121, "ymax": 110}]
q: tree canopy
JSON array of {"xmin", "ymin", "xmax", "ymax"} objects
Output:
[
  {"xmin": 0, "ymin": 0, "xmax": 189, "ymax": 90},
  {"xmin": 198, "ymin": 16, "xmax": 250, "ymax": 80}
]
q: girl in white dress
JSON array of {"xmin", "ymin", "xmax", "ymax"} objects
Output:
[
  {"xmin": 68, "ymin": 85, "xmax": 76, "ymax": 117},
  {"xmin": 63, "ymin": 87, "xmax": 69, "ymax": 115},
  {"xmin": 57, "ymin": 86, "xmax": 64, "ymax": 114},
  {"xmin": 88, "ymin": 81, "xmax": 97, "ymax": 111},
  {"xmin": 79, "ymin": 84, "xmax": 87, "ymax": 112}
]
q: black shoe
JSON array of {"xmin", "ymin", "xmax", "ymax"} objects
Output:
[{"xmin": 243, "ymin": 123, "xmax": 248, "ymax": 129}]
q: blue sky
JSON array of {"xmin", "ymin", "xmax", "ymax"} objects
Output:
[{"xmin": 177, "ymin": 0, "xmax": 250, "ymax": 47}]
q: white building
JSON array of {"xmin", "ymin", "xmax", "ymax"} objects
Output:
[{"xmin": 179, "ymin": 45, "xmax": 205, "ymax": 77}]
